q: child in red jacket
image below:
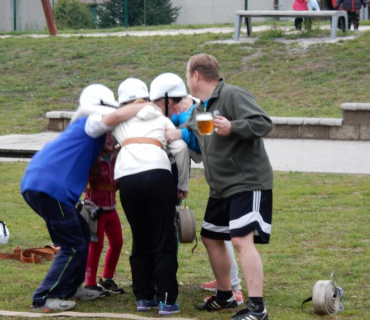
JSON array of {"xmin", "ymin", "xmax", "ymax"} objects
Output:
[
  {"xmin": 335, "ymin": 0, "xmax": 367, "ymax": 30},
  {"xmin": 85, "ymin": 132, "xmax": 124, "ymax": 294}
]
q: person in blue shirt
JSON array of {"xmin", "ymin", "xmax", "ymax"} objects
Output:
[
  {"xmin": 169, "ymin": 95, "xmax": 201, "ymax": 155},
  {"xmin": 21, "ymin": 84, "xmax": 150, "ymax": 313}
]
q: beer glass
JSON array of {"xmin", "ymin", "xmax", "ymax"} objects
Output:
[{"xmin": 196, "ymin": 112, "xmax": 214, "ymax": 136}]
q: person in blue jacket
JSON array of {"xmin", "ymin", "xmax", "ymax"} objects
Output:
[
  {"xmin": 168, "ymin": 95, "xmax": 201, "ymax": 155},
  {"xmin": 21, "ymin": 84, "xmax": 150, "ymax": 313},
  {"xmin": 164, "ymin": 75, "xmax": 245, "ymax": 305}
]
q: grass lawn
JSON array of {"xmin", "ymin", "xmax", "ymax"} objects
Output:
[
  {"xmin": 0, "ymin": 163, "xmax": 369, "ymax": 319},
  {"xmin": 1, "ymin": 22, "xmax": 370, "ymax": 135},
  {"xmin": 1, "ymin": 21, "xmax": 370, "ymax": 319}
]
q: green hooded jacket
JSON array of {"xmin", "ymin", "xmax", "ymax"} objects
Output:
[{"xmin": 186, "ymin": 79, "xmax": 273, "ymax": 199}]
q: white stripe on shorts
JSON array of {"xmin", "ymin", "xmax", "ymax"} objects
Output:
[
  {"xmin": 230, "ymin": 191, "xmax": 271, "ymax": 235},
  {"xmin": 202, "ymin": 221, "xmax": 230, "ymax": 233},
  {"xmin": 230, "ymin": 211, "xmax": 271, "ymax": 235},
  {"xmin": 253, "ymin": 190, "xmax": 261, "ymax": 213}
]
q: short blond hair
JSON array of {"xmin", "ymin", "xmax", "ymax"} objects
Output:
[
  {"xmin": 121, "ymin": 98, "xmax": 148, "ymax": 106},
  {"xmin": 187, "ymin": 54, "xmax": 219, "ymax": 82}
]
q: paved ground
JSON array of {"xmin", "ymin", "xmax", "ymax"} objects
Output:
[
  {"xmin": 1, "ymin": 25, "xmax": 370, "ymax": 50},
  {"xmin": 193, "ymin": 138, "xmax": 370, "ymax": 175},
  {"xmin": 1, "ymin": 133, "xmax": 369, "ymax": 175}
]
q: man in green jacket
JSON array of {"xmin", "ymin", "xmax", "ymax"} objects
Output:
[{"xmin": 185, "ymin": 54, "xmax": 273, "ymax": 320}]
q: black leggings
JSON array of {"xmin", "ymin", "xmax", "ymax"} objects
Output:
[{"xmin": 295, "ymin": 18, "xmax": 312, "ymax": 30}]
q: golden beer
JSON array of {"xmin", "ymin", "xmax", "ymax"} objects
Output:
[{"xmin": 196, "ymin": 113, "xmax": 214, "ymax": 136}]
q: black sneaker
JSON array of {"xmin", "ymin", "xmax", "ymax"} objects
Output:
[
  {"xmin": 231, "ymin": 299, "xmax": 268, "ymax": 320},
  {"xmin": 197, "ymin": 295, "xmax": 238, "ymax": 311},
  {"xmin": 98, "ymin": 278, "xmax": 125, "ymax": 294}
]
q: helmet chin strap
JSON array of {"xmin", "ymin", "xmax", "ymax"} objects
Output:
[
  {"xmin": 165, "ymin": 93, "xmax": 169, "ymax": 117},
  {"xmin": 100, "ymin": 99, "xmax": 117, "ymax": 108}
]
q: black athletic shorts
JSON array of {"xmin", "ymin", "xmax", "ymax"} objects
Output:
[{"xmin": 200, "ymin": 190, "xmax": 272, "ymax": 244}]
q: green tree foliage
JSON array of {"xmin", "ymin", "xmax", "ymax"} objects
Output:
[
  {"xmin": 54, "ymin": 0, "xmax": 95, "ymax": 30},
  {"xmin": 97, "ymin": 0, "xmax": 181, "ymax": 28}
]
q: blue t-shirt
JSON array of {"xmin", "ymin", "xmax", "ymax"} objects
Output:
[
  {"xmin": 21, "ymin": 117, "xmax": 106, "ymax": 206},
  {"xmin": 171, "ymin": 104, "xmax": 201, "ymax": 153}
]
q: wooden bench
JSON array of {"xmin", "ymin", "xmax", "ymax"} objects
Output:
[{"xmin": 234, "ymin": 10, "xmax": 348, "ymax": 40}]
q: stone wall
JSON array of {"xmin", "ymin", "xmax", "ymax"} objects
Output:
[
  {"xmin": 266, "ymin": 103, "xmax": 370, "ymax": 141},
  {"xmin": 46, "ymin": 103, "xmax": 370, "ymax": 141},
  {"xmin": 46, "ymin": 111, "xmax": 75, "ymax": 132}
]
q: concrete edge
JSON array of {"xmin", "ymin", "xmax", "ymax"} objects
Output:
[
  {"xmin": 46, "ymin": 111, "xmax": 75, "ymax": 119},
  {"xmin": 270, "ymin": 117, "xmax": 342, "ymax": 126},
  {"xmin": 341, "ymin": 103, "xmax": 370, "ymax": 111}
]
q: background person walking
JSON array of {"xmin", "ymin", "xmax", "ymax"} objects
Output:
[
  {"xmin": 307, "ymin": 0, "xmax": 321, "ymax": 11},
  {"xmin": 335, "ymin": 0, "xmax": 367, "ymax": 31},
  {"xmin": 292, "ymin": 0, "xmax": 309, "ymax": 30}
]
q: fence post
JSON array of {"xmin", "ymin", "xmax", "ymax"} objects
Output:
[
  {"xmin": 274, "ymin": 0, "xmax": 279, "ymax": 10},
  {"xmin": 41, "ymin": 0, "xmax": 58, "ymax": 35},
  {"xmin": 124, "ymin": 0, "xmax": 128, "ymax": 27},
  {"xmin": 244, "ymin": 0, "xmax": 248, "ymax": 10},
  {"xmin": 13, "ymin": 0, "xmax": 17, "ymax": 31},
  {"xmin": 144, "ymin": 0, "xmax": 147, "ymax": 25}
]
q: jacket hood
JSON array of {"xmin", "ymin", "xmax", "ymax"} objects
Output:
[{"xmin": 136, "ymin": 105, "xmax": 163, "ymax": 121}]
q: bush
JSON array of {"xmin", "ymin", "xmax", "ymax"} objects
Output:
[
  {"xmin": 54, "ymin": 0, "xmax": 95, "ymax": 30},
  {"xmin": 97, "ymin": 0, "xmax": 180, "ymax": 28}
]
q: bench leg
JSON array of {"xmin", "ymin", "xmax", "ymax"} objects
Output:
[
  {"xmin": 234, "ymin": 15, "xmax": 242, "ymax": 41},
  {"xmin": 246, "ymin": 17, "xmax": 252, "ymax": 36},
  {"xmin": 331, "ymin": 16, "xmax": 337, "ymax": 38}
]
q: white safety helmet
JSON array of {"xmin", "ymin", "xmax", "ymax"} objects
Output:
[
  {"xmin": 0, "ymin": 221, "xmax": 9, "ymax": 244},
  {"xmin": 71, "ymin": 84, "xmax": 118, "ymax": 123},
  {"xmin": 118, "ymin": 78, "xmax": 149, "ymax": 105},
  {"xmin": 79, "ymin": 84, "xmax": 118, "ymax": 108},
  {"xmin": 149, "ymin": 73, "xmax": 188, "ymax": 101}
]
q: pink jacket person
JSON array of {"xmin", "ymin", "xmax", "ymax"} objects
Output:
[{"xmin": 293, "ymin": 0, "xmax": 309, "ymax": 10}]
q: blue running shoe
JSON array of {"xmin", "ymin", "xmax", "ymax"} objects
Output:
[
  {"xmin": 137, "ymin": 299, "xmax": 158, "ymax": 311},
  {"xmin": 158, "ymin": 301, "xmax": 180, "ymax": 315}
]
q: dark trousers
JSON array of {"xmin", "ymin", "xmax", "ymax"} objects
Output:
[
  {"xmin": 295, "ymin": 17, "xmax": 312, "ymax": 30},
  {"xmin": 347, "ymin": 10, "xmax": 360, "ymax": 30},
  {"xmin": 22, "ymin": 191, "xmax": 90, "ymax": 306},
  {"xmin": 118, "ymin": 169, "xmax": 178, "ymax": 304}
]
